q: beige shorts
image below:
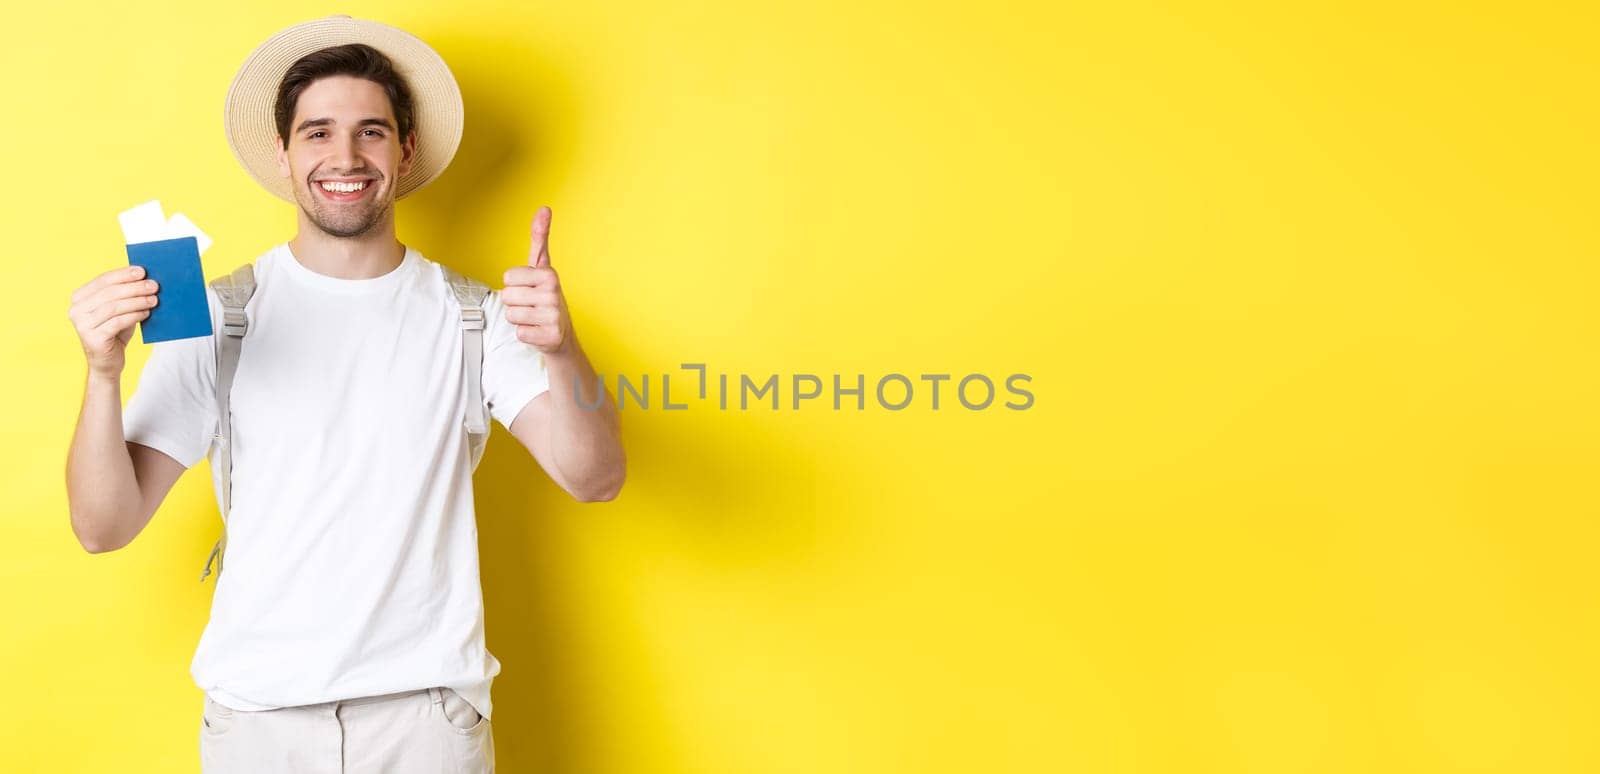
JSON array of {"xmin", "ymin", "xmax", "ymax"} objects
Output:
[{"xmin": 199, "ymin": 686, "xmax": 494, "ymax": 773}]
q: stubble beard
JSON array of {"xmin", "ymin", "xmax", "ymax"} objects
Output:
[{"xmin": 295, "ymin": 178, "xmax": 392, "ymax": 239}]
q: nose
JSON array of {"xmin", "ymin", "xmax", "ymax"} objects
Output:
[{"xmin": 331, "ymin": 134, "xmax": 362, "ymax": 174}]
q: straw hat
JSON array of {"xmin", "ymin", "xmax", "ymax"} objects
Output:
[{"xmin": 223, "ymin": 15, "xmax": 463, "ymax": 202}]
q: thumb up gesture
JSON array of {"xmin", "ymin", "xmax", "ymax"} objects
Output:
[{"xmin": 501, "ymin": 206, "xmax": 571, "ymax": 356}]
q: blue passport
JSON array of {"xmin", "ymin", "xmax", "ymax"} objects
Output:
[{"xmin": 125, "ymin": 237, "xmax": 213, "ymax": 343}]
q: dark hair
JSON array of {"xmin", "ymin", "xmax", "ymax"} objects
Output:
[{"xmin": 274, "ymin": 43, "xmax": 415, "ymax": 149}]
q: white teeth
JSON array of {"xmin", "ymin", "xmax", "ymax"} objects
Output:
[{"xmin": 319, "ymin": 180, "xmax": 368, "ymax": 193}]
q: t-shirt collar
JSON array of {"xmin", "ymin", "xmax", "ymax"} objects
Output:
[{"xmin": 277, "ymin": 242, "xmax": 419, "ymax": 295}]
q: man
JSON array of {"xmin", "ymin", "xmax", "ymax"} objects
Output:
[{"xmin": 63, "ymin": 16, "xmax": 625, "ymax": 772}]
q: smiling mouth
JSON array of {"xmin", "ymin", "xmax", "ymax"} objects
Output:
[{"xmin": 314, "ymin": 179, "xmax": 375, "ymax": 202}]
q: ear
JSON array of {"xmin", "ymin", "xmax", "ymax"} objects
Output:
[
  {"xmin": 397, "ymin": 130, "xmax": 417, "ymax": 178},
  {"xmin": 276, "ymin": 135, "xmax": 289, "ymax": 179}
]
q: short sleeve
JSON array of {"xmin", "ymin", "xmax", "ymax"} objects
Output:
[
  {"xmin": 121, "ymin": 286, "xmax": 220, "ymax": 468},
  {"xmin": 480, "ymin": 289, "xmax": 551, "ymax": 430}
]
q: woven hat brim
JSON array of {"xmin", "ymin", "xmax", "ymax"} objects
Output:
[{"xmin": 224, "ymin": 16, "xmax": 463, "ymax": 203}]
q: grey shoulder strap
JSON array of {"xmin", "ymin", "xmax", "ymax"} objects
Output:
[
  {"xmin": 438, "ymin": 264, "xmax": 491, "ymax": 471},
  {"xmin": 200, "ymin": 263, "xmax": 256, "ymax": 583}
]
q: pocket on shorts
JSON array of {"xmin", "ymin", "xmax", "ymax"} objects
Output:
[
  {"xmin": 201, "ymin": 695, "xmax": 237, "ymax": 734},
  {"xmin": 438, "ymin": 687, "xmax": 490, "ymax": 735}
]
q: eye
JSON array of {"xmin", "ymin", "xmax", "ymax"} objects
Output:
[
  {"xmin": 309, "ymin": 130, "xmax": 327, "ymax": 139},
  {"xmin": 363, "ymin": 129, "xmax": 383, "ymax": 138}
]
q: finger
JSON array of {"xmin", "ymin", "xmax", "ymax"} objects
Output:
[
  {"xmin": 87, "ymin": 294, "xmax": 159, "ymax": 328},
  {"xmin": 71, "ymin": 283, "xmax": 136, "ymax": 326},
  {"xmin": 84, "ymin": 279, "xmax": 159, "ymax": 313},
  {"xmin": 83, "ymin": 279, "xmax": 158, "ymax": 318},
  {"xmin": 500, "ymin": 285, "xmax": 538, "ymax": 307},
  {"xmin": 73, "ymin": 265, "xmax": 146, "ymax": 305},
  {"xmin": 499, "ymin": 285, "xmax": 560, "ymax": 310},
  {"xmin": 94, "ymin": 308, "xmax": 152, "ymax": 336},
  {"xmin": 528, "ymin": 206, "xmax": 553, "ymax": 268},
  {"xmin": 504, "ymin": 305, "xmax": 561, "ymax": 325},
  {"xmin": 515, "ymin": 324, "xmax": 563, "ymax": 350},
  {"xmin": 502, "ymin": 266, "xmax": 558, "ymax": 289}
]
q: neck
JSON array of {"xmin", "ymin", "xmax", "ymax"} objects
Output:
[{"xmin": 287, "ymin": 210, "xmax": 405, "ymax": 280}]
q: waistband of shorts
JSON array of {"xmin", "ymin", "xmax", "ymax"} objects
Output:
[{"xmin": 303, "ymin": 686, "xmax": 444, "ymax": 710}]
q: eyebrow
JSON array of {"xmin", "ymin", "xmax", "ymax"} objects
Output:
[{"xmin": 294, "ymin": 117, "xmax": 396, "ymax": 135}]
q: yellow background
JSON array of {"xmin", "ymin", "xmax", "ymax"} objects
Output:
[{"xmin": 3, "ymin": 0, "xmax": 1596, "ymax": 771}]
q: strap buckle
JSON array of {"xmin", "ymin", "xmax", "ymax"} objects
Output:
[{"xmin": 222, "ymin": 309, "xmax": 249, "ymax": 337}]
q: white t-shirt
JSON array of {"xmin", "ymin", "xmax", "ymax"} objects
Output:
[{"xmin": 121, "ymin": 242, "xmax": 549, "ymax": 722}]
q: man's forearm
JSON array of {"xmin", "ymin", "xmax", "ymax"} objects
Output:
[
  {"xmin": 543, "ymin": 335, "xmax": 625, "ymax": 501},
  {"xmin": 65, "ymin": 372, "xmax": 142, "ymax": 551}
]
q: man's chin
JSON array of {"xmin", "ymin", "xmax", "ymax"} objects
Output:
[
  {"xmin": 296, "ymin": 200, "xmax": 385, "ymax": 239},
  {"xmin": 314, "ymin": 217, "xmax": 377, "ymax": 239}
]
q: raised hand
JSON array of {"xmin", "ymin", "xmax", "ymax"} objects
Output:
[
  {"xmin": 500, "ymin": 206, "xmax": 570, "ymax": 355},
  {"xmin": 69, "ymin": 264, "xmax": 160, "ymax": 379}
]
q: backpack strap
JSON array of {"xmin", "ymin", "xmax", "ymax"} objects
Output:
[
  {"xmin": 438, "ymin": 264, "xmax": 491, "ymax": 471},
  {"xmin": 200, "ymin": 263, "xmax": 256, "ymax": 583}
]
